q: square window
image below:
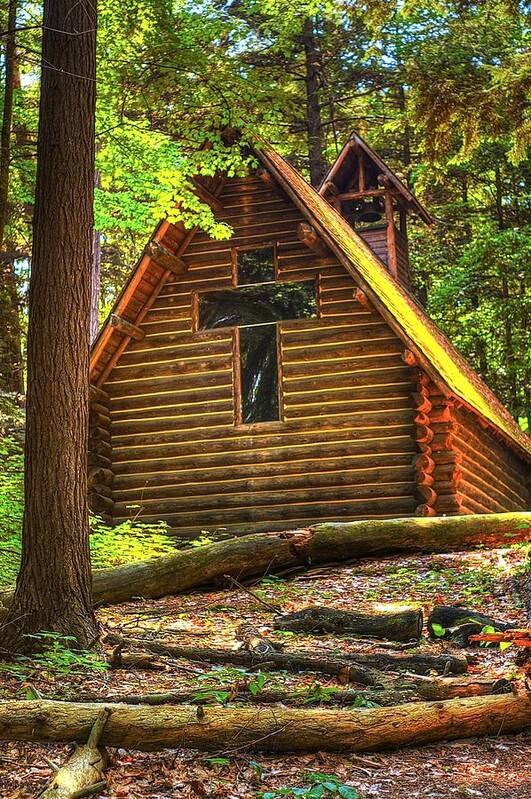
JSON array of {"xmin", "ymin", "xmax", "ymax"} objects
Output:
[{"xmin": 237, "ymin": 246, "xmax": 275, "ymax": 284}]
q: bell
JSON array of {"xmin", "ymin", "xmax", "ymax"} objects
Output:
[{"xmin": 352, "ymin": 197, "xmax": 384, "ymax": 224}]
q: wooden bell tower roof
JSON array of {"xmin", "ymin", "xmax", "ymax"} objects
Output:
[{"xmin": 319, "ymin": 131, "xmax": 433, "ymax": 225}]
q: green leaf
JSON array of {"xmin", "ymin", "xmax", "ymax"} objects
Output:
[
  {"xmin": 499, "ymin": 640, "xmax": 513, "ymax": 651},
  {"xmin": 338, "ymin": 787, "xmax": 359, "ymax": 799},
  {"xmin": 431, "ymin": 623, "xmax": 446, "ymax": 637}
]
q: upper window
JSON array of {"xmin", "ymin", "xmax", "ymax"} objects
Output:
[
  {"xmin": 197, "ymin": 246, "xmax": 317, "ymax": 425},
  {"xmin": 237, "ymin": 246, "xmax": 275, "ymax": 284}
]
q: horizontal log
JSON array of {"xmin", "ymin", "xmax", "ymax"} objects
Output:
[
  {"xmin": 112, "ymin": 432, "xmax": 417, "ymax": 471},
  {"xmin": 121, "ymin": 496, "xmax": 419, "ymax": 527},
  {"xmin": 88, "ymin": 425, "xmax": 111, "ymax": 444},
  {"xmin": 89, "ymin": 384, "xmax": 109, "ymax": 405},
  {"xmin": 106, "ymin": 354, "xmax": 232, "ymax": 383},
  {"xmin": 274, "ymin": 606, "xmax": 422, "ymax": 642},
  {"xmin": 113, "ymin": 465, "xmax": 415, "ymax": 502},
  {"xmin": 118, "ymin": 340, "xmax": 231, "ymax": 368},
  {"xmin": 88, "ymin": 493, "xmax": 114, "ymax": 515},
  {"xmin": 106, "ymin": 370, "xmax": 232, "ymax": 399},
  {"xmin": 297, "ymin": 222, "xmax": 329, "ymax": 256},
  {"xmin": 74, "ymin": 674, "xmax": 513, "ymax": 708},
  {"xmin": 283, "ymin": 353, "xmax": 405, "ymax": 379},
  {"xmin": 455, "ymin": 438, "xmax": 528, "ymax": 502},
  {"xmin": 1, "ymin": 695, "xmax": 529, "ymax": 752},
  {"xmin": 107, "ymin": 634, "xmax": 384, "ymax": 686},
  {"xmin": 87, "ymin": 467, "xmax": 114, "ymax": 489},
  {"xmin": 110, "ymin": 313, "xmax": 145, "ymax": 341},
  {"xmin": 460, "ymin": 470, "xmax": 525, "ymax": 512},
  {"xmin": 87, "ymin": 453, "xmax": 112, "ymax": 469},
  {"xmin": 2, "ymin": 514, "xmax": 528, "ymax": 614},
  {"xmin": 114, "ymin": 482, "xmax": 417, "ymax": 516},
  {"xmin": 285, "ymin": 397, "xmax": 414, "ymax": 420},
  {"xmin": 144, "ymin": 240, "xmax": 187, "ymax": 274},
  {"xmin": 111, "ymin": 417, "xmax": 416, "ymax": 453},
  {"xmin": 113, "ymin": 454, "xmax": 415, "ymax": 493},
  {"xmin": 285, "ymin": 366, "xmax": 414, "ymax": 394}
]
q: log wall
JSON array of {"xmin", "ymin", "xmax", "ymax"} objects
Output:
[
  {"xmin": 88, "ymin": 384, "xmax": 114, "ymax": 522},
  {"xmin": 424, "ymin": 381, "xmax": 529, "ymax": 515},
  {"xmin": 101, "ymin": 173, "xmax": 420, "ymax": 536},
  {"xmin": 92, "ymin": 172, "xmax": 528, "ymax": 536}
]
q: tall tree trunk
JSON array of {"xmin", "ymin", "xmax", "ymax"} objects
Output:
[
  {"xmin": 494, "ymin": 163, "xmax": 517, "ymax": 413},
  {"xmin": 302, "ymin": 19, "xmax": 328, "ymax": 187},
  {"xmin": 0, "ymin": 0, "xmax": 99, "ymax": 652},
  {"xmin": 90, "ymin": 145, "xmax": 101, "ymax": 343},
  {"xmin": 0, "ymin": 0, "xmax": 24, "ymax": 394}
]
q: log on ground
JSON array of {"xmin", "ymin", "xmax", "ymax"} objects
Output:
[
  {"xmin": 274, "ymin": 605, "xmax": 423, "ymax": 642},
  {"xmin": 73, "ymin": 675, "xmax": 513, "ymax": 708},
  {"xmin": 105, "ymin": 634, "xmax": 385, "ymax": 686},
  {"xmin": 0, "ymin": 512, "xmax": 528, "ymax": 611},
  {"xmin": 0, "ymin": 695, "xmax": 529, "ymax": 752}
]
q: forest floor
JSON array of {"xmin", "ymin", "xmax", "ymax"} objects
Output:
[{"xmin": 0, "ymin": 543, "xmax": 529, "ymax": 798}]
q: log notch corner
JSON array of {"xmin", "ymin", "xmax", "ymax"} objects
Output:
[
  {"xmin": 410, "ymin": 364, "xmax": 438, "ymax": 516},
  {"xmin": 88, "ymin": 384, "xmax": 114, "ymax": 522}
]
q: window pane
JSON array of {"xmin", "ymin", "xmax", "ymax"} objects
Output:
[
  {"xmin": 198, "ymin": 281, "xmax": 317, "ymax": 329},
  {"xmin": 240, "ymin": 325, "xmax": 279, "ymax": 423},
  {"xmin": 238, "ymin": 247, "xmax": 275, "ymax": 284}
]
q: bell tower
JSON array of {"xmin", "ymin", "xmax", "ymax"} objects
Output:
[{"xmin": 319, "ymin": 132, "xmax": 432, "ymax": 291}]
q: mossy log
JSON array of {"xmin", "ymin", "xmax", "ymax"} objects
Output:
[
  {"xmin": 0, "ymin": 512, "xmax": 529, "ymax": 612},
  {"xmin": 39, "ymin": 709, "xmax": 108, "ymax": 799},
  {"xmin": 0, "ymin": 695, "xmax": 529, "ymax": 752},
  {"xmin": 274, "ymin": 606, "xmax": 423, "ymax": 642}
]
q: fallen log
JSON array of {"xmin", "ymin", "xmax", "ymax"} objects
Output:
[
  {"xmin": 105, "ymin": 634, "xmax": 385, "ymax": 686},
  {"xmin": 342, "ymin": 651, "xmax": 468, "ymax": 675},
  {"xmin": 40, "ymin": 708, "xmax": 109, "ymax": 799},
  {"xmin": 72, "ymin": 675, "xmax": 512, "ymax": 708},
  {"xmin": 1, "ymin": 513, "xmax": 526, "ymax": 613},
  {"xmin": 428, "ymin": 605, "xmax": 511, "ymax": 646},
  {"xmin": 1, "ymin": 695, "xmax": 529, "ymax": 752},
  {"xmin": 106, "ymin": 633, "xmax": 467, "ymax": 685},
  {"xmin": 274, "ymin": 605, "xmax": 423, "ymax": 642}
]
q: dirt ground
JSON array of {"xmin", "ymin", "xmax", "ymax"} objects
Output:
[{"xmin": 0, "ymin": 544, "xmax": 529, "ymax": 798}]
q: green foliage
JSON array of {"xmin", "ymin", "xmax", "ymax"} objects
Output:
[
  {"xmin": 89, "ymin": 514, "xmax": 176, "ymax": 569},
  {"xmin": 0, "ymin": 632, "xmax": 107, "ymax": 686},
  {"xmin": 260, "ymin": 772, "xmax": 361, "ymax": 799},
  {"xmin": 0, "ymin": 398, "xmax": 24, "ymax": 587}
]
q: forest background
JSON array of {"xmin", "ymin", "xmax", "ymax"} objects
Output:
[{"xmin": 0, "ymin": 0, "xmax": 529, "ymax": 427}]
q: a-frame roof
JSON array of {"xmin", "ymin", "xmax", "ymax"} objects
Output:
[
  {"xmin": 319, "ymin": 130, "xmax": 433, "ymax": 225},
  {"xmin": 90, "ymin": 139, "xmax": 530, "ymax": 460}
]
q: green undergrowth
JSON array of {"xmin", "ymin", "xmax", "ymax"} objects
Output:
[
  {"xmin": 258, "ymin": 772, "xmax": 362, "ymax": 799},
  {"xmin": 0, "ymin": 402, "xmax": 179, "ymax": 587},
  {"xmin": 0, "ymin": 631, "xmax": 108, "ymax": 692}
]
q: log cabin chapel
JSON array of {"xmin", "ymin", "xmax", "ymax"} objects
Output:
[{"xmin": 89, "ymin": 131, "xmax": 530, "ymax": 538}]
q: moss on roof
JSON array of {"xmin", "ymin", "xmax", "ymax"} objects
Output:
[{"xmin": 258, "ymin": 141, "xmax": 531, "ymax": 459}]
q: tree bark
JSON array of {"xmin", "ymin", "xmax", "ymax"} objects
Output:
[
  {"xmin": 0, "ymin": 0, "xmax": 98, "ymax": 652},
  {"xmin": 302, "ymin": 18, "xmax": 328, "ymax": 186},
  {"xmin": 274, "ymin": 606, "xmax": 423, "ymax": 642},
  {"xmin": 1, "ymin": 695, "xmax": 529, "ymax": 752},
  {"xmin": 0, "ymin": 0, "xmax": 24, "ymax": 394},
  {"xmin": 0, "ymin": 512, "xmax": 527, "ymax": 615}
]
